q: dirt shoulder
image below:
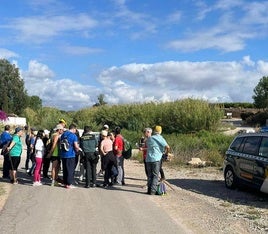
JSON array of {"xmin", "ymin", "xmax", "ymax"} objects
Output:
[
  {"xmin": 1, "ymin": 159, "xmax": 267, "ymax": 233},
  {"xmin": 123, "ymin": 160, "xmax": 268, "ymax": 234}
]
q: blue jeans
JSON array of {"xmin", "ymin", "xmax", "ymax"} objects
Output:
[
  {"xmin": 146, "ymin": 161, "xmax": 161, "ymax": 194},
  {"xmin": 116, "ymin": 156, "xmax": 124, "ymax": 184}
]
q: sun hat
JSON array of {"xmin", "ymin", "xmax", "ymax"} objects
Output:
[
  {"xmin": 101, "ymin": 130, "xmax": 108, "ymax": 137},
  {"xmin": 103, "ymin": 124, "xmax": 109, "ymax": 129},
  {"xmin": 54, "ymin": 124, "xmax": 64, "ymax": 131}
]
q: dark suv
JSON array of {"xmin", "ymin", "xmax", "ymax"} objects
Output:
[{"xmin": 224, "ymin": 133, "xmax": 268, "ymax": 194}]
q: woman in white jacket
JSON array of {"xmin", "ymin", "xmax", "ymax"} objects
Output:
[{"xmin": 33, "ymin": 130, "xmax": 45, "ymax": 186}]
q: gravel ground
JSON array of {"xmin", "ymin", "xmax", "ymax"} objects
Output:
[
  {"xmin": 125, "ymin": 160, "xmax": 268, "ymax": 234},
  {"xmin": 1, "ymin": 158, "xmax": 268, "ymax": 234}
]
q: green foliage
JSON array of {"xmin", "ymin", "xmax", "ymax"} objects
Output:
[
  {"xmin": 93, "ymin": 94, "xmax": 107, "ymax": 107},
  {"xmin": 164, "ymin": 130, "xmax": 233, "ymax": 166},
  {"xmin": 222, "ymin": 102, "xmax": 254, "ymax": 108},
  {"xmin": 0, "ymin": 59, "xmax": 28, "ymax": 115},
  {"xmin": 80, "ymin": 99, "xmax": 223, "ymax": 134},
  {"xmin": 240, "ymin": 112, "xmax": 255, "ymax": 121},
  {"xmin": 253, "ymin": 76, "xmax": 268, "ymax": 109},
  {"xmin": 22, "ymin": 107, "xmax": 71, "ymax": 130},
  {"xmin": 244, "ymin": 111, "xmax": 268, "ymax": 127},
  {"xmin": 27, "ymin": 96, "xmax": 42, "ymax": 111}
]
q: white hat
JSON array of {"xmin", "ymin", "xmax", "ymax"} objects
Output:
[
  {"xmin": 54, "ymin": 124, "xmax": 64, "ymax": 131},
  {"xmin": 103, "ymin": 124, "xmax": 109, "ymax": 129},
  {"xmin": 101, "ymin": 130, "xmax": 108, "ymax": 137}
]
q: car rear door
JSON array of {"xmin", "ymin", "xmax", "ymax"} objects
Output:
[{"xmin": 238, "ymin": 136, "xmax": 262, "ymax": 187}]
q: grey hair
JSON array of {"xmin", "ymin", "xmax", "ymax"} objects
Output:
[{"xmin": 144, "ymin": 128, "xmax": 152, "ymax": 134}]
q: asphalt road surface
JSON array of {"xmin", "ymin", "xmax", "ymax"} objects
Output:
[{"xmin": 0, "ymin": 149, "xmax": 188, "ymax": 234}]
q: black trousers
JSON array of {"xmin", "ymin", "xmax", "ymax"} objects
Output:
[
  {"xmin": 85, "ymin": 152, "xmax": 98, "ymax": 186},
  {"xmin": 42, "ymin": 156, "xmax": 51, "ymax": 177},
  {"xmin": 103, "ymin": 151, "xmax": 117, "ymax": 185},
  {"xmin": 62, "ymin": 157, "xmax": 76, "ymax": 186},
  {"xmin": 3, "ymin": 153, "xmax": 11, "ymax": 178}
]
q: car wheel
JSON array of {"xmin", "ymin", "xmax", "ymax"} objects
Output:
[{"xmin": 224, "ymin": 167, "xmax": 237, "ymax": 189}]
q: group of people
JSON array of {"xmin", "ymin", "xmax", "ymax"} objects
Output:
[
  {"xmin": 0, "ymin": 120, "xmax": 128, "ymax": 189},
  {"xmin": 1, "ymin": 120, "xmax": 170, "ymax": 195}
]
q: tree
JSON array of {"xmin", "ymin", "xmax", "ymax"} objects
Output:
[
  {"xmin": 93, "ymin": 94, "xmax": 107, "ymax": 107},
  {"xmin": 0, "ymin": 59, "xmax": 28, "ymax": 115},
  {"xmin": 253, "ymin": 76, "xmax": 268, "ymax": 109},
  {"xmin": 27, "ymin": 95, "xmax": 42, "ymax": 111}
]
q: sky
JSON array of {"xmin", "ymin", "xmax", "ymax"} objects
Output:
[{"xmin": 1, "ymin": 0, "xmax": 268, "ymax": 111}]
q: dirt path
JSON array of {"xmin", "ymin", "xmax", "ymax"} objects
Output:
[{"xmin": 1, "ymin": 156, "xmax": 268, "ymax": 233}]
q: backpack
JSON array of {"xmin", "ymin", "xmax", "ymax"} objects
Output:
[
  {"xmin": 156, "ymin": 181, "xmax": 167, "ymax": 195},
  {"xmin": 122, "ymin": 138, "xmax": 132, "ymax": 159},
  {"xmin": 60, "ymin": 134, "xmax": 70, "ymax": 152}
]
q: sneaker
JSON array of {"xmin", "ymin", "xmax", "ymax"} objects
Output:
[
  {"xmin": 65, "ymin": 185, "xmax": 76, "ymax": 189},
  {"xmin": 33, "ymin": 181, "xmax": 42, "ymax": 186},
  {"xmin": 13, "ymin": 180, "xmax": 18, "ymax": 185}
]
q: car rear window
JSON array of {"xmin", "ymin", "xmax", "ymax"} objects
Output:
[
  {"xmin": 242, "ymin": 136, "xmax": 261, "ymax": 155},
  {"xmin": 259, "ymin": 137, "xmax": 268, "ymax": 158},
  {"xmin": 230, "ymin": 137, "xmax": 244, "ymax": 152}
]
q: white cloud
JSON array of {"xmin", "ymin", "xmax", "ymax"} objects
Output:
[
  {"xmin": 167, "ymin": 1, "xmax": 268, "ymax": 52},
  {"xmin": 6, "ymin": 14, "xmax": 97, "ymax": 43},
  {"xmin": 62, "ymin": 45, "xmax": 103, "ymax": 55},
  {"xmin": 0, "ymin": 48, "xmax": 19, "ymax": 59},
  {"xmin": 19, "ymin": 57, "xmax": 268, "ymax": 111},
  {"xmin": 23, "ymin": 60, "xmax": 54, "ymax": 79}
]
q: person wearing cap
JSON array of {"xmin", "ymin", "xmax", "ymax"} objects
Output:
[
  {"xmin": 100, "ymin": 130, "xmax": 117, "ymax": 187},
  {"xmin": 80, "ymin": 126, "xmax": 99, "ymax": 188},
  {"xmin": 0, "ymin": 125, "xmax": 13, "ymax": 179},
  {"xmin": 47, "ymin": 124, "xmax": 64, "ymax": 186},
  {"xmin": 6, "ymin": 127, "xmax": 24, "ymax": 184},
  {"xmin": 145, "ymin": 125, "xmax": 170, "ymax": 195},
  {"xmin": 59, "ymin": 119, "xmax": 67, "ymax": 128}
]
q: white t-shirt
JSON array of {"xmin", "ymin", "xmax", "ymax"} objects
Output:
[{"xmin": 35, "ymin": 138, "xmax": 44, "ymax": 158}]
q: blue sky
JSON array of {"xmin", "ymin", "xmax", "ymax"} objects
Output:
[{"xmin": 1, "ymin": 0, "xmax": 268, "ymax": 110}]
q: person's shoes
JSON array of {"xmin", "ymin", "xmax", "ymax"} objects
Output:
[
  {"xmin": 51, "ymin": 180, "xmax": 59, "ymax": 186},
  {"xmin": 13, "ymin": 180, "xmax": 18, "ymax": 185},
  {"xmin": 108, "ymin": 182, "xmax": 113, "ymax": 186},
  {"xmin": 122, "ymin": 181, "xmax": 126, "ymax": 186},
  {"xmin": 91, "ymin": 183, "xmax": 96, "ymax": 188},
  {"xmin": 44, "ymin": 175, "xmax": 51, "ymax": 180},
  {"xmin": 33, "ymin": 181, "xmax": 42, "ymax": 186},
  {"xmin": 66, "ymin": 185, "xmax": 76, "ymax": 189},
  {"xmin": 103, "ymin": 183, "xmax": 108, "ymax": 188},
  {"xmin": 84, "ymin": 184, "xmax": 90, "ymax": 188}
]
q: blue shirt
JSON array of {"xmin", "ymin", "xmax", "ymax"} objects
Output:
[
  {"xmin": 146, "ymin": 134, "xmax": 168, "ymax": 163},
  {"xmin": 60, "ymin": 131, "xmax": 78, "ymax": 158},
  {"xmin": 0, "ymin": 131, "xmax": 12, "ymax": 147}
]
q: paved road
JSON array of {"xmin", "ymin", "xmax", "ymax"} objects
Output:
[{"xmin": 0, "ymin": 149, "xmax": 188, "ymax": 234}]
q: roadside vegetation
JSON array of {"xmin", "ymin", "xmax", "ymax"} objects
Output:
[{"xmin": 2, "ymin": 58, "xmax": 268, "ymax": 169}]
